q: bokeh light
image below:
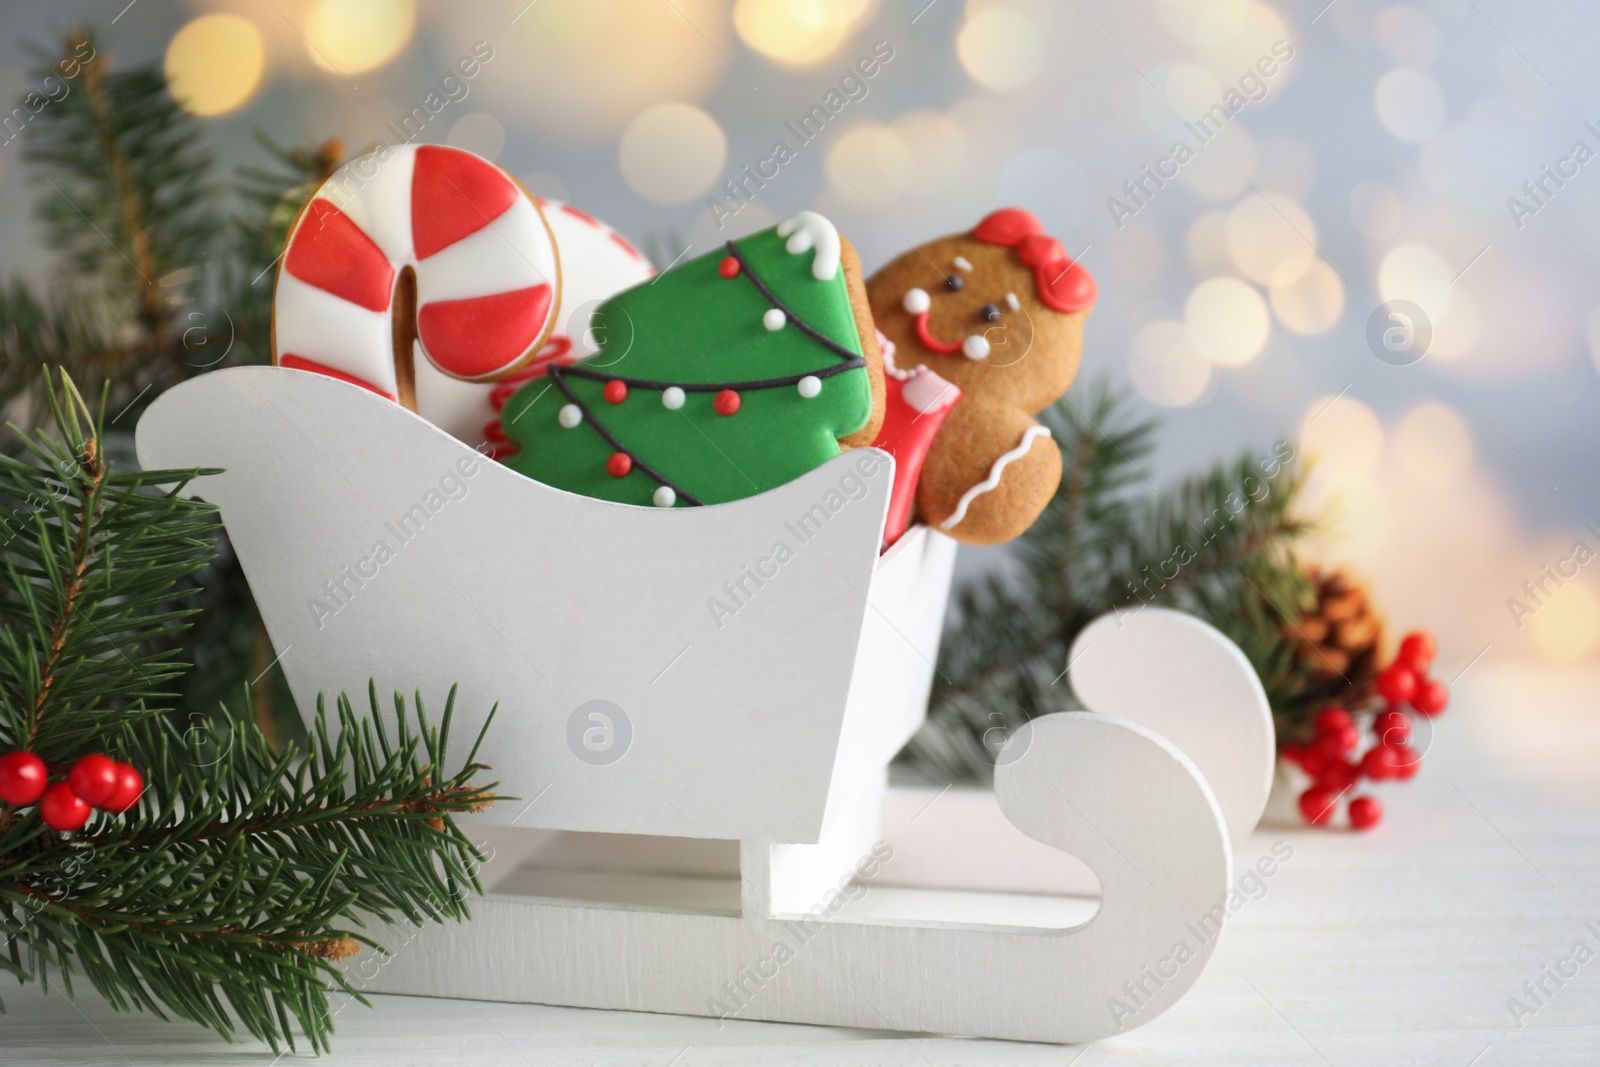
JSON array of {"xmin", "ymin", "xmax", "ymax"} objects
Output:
[
  {"xmin": 1181, "ymin": 124, "xmax": 1258, "ymax": 200},
  {"xmin": 958, "ymin": 8, "xmax": 1044, "ymax": 90},
  {"xmin": 1300, "ymin": 394, "xmax": 1383, "ymax": 477},
  {"xmin": 1394, "ymin": 401, "xmax": 1473, "ymax": 486},
  {"xmin": 1185, "ymin": 276, "xmax": 1270, "ymax": 365},
  {"xmin": 1186, "ymin": 211, "xmax": 1232, "ymax": 276},
  {"xmin": 1165, "ymin": 64, "xmax": 1223, "ymax": 115},
  {"xmin": 1378, "ymin": 243, "xmax": 1455, "ymax": 321},
  {"xmin": 447, "ymin": 112, "xmax": 506, "ymax": 161},
  {"xmin": 492, "ymin": 0, "xmax": 730, "ymax": 142},
  {"xmin": 1374, "ymin": 68, "xmax": 1446, "ymax": 142},
  {"xmin": 734, "ymin": 0, "xmax": 876, "ymax": 67},
  {"xmin": 1227, "ymin": 192, "xmax": 1317, "ymax": 285},
  {"xmin": 1129, "ymin": 320, "xmax": 1215, "ymax": 407},
  {"xmin": 1527, "ymin": 583, "xmax": 1600, "ymax": 664},
  {"xmin": 618, "ymin": 103, "xmax": 727, "ymax": 204},
  {"xmin": 826, "ymin": 123, "xmax": 915, "ymax": 203},
  {"xmin": 1374, "ymin": 4, "xmax": 1441, "ymax": 68},
  {"xmin": 305, "ymin": 0, "xmax": 416, "ymax": 76},
  {"xmin": 1269, "ymin": 259, "xmax": 1345, "ymax": 334},
  {"xmin": 164, "ymin": 14, "xmax": 265, "ymax": 118},
  {"xmin": 1349, "ymin": 179, "xmax": 1403, "ymax": 240}
]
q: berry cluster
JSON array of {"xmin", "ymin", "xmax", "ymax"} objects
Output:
[
  {"xmin": 1280, "ymin": 630, "xmax": 1447, "ymax": 831},
  {"xmin": 0, "ymin": 750, "xmax": 143, "ymax": 831}
]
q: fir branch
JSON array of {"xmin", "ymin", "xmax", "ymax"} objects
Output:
[
  {"xmin": 0, "ymin": 372, "xmax": 504, "ymax": 1052},
  {"xmin": 900, "ymin": 380, "xmax": 1315, "ymax": 783}
]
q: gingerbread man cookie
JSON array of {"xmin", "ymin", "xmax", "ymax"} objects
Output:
[{"xmin": 866, "ymin": 208, "xmax": 1095, "ymax": 546}]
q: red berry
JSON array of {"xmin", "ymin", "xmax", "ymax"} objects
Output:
[
  {"xmin": 713, "ymin": 389, "xmax": 741, "ymax": 416},
  {"xmin": 1397, "ymin": 631, "xmax": 1437, "ymax": 673},
  {"xmin": 605, "ymin": 452, "xmax": 633, "ymax": 479},
  {"xmin": 1376, "ymin": 665, "xmax": 1418, "ymax": 705},
  {"xmin": 1315, "ymin": 758, "xmax": 1360, "ymax": 791},
  {"xmin": 602, "ymin": 379, "xmax": 628, "ymax": 404},
  {"xmin": 1372, "ymin": 708, "xmax": 1411, "ymax": 745},
  {"xmin": 1412, "ymin": 679, "xmax": 1449, "ymax": 717},
  {"xmin": 1315, "ymin": 723, "xmax": 1359, "ymax": 757},
  {"xmin": 1315, "ymin": 707, "xmax": 1354, "ymax": 736},
  {"xmin": 1297, "ymin": 745, "xmax": 1331, "ymax": 778},
  {"xmin": 1360, "ymin": 745, "xmax": 1396, "ymax": 780},
  {"xmin": 1299, "ymin": 786, "xmax": 1340, "ymax": 826},
  {"xmin": 718, "ymin": 256, "xmax": 740, "ymax": 279},
  {"xmin": 40, "ymin": 782, "xmax": 91, "ymax": 831},
  {"xmin": 102, "ymin": 763, "xmax": 144, "ymax": 814},
  {"xmin": 0, "ymin": 751, "xmax": 48, "ymax": 806},
  {"xmin": 1348, "ymin": 795, "xmax": 1383, "ymax": 830},
  {"xmin": 68, "ymin": 754, "xmax": 121, "ymax": 808},
  {"xmin": 1389, "ymin": 743, "xmax": 1421, "ymax": 780}
]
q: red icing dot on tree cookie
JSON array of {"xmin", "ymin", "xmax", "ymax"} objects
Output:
[
  {"xmin": 713, "ymin": 389, "xmax": 741, "ymax": 416},
  {"xmin": 718, "ymin": 256, "xmax": 740, "ymax": 279},
  {"xmin": 411, "ymin": 145, "xmax": 520, "ymax": 260},
  {"xmin": 603, "ymin": 379, "xmax": 628, "ymax": 404},
  {"xmin": 606, "ymin": 452, "xmax": 633, "ymax": 478}
]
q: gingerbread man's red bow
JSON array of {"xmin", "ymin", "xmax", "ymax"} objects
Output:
[{"xmin": 972, "ymin": 208, "xmax": 1097, "ymax": 315}]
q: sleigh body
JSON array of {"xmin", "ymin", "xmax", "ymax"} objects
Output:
[{"xmin": 136, "ymin": 367, "xmax": 1274, "ymax": 1044}]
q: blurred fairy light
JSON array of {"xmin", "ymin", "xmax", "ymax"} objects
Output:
[
  {"xmin": 1300, "ymin": 394, "xmax": 1383, "ymax": 477},
  {"xmin": 1185, "ymin": 276, "xmax": 1270, "ymax": 365},
  {"xmin": 1186, "ymin": 212, "xmax": 1232, "ymax": 276},
  {"xmin": 826, "ymin": 124, "xmax": 916, "ymax": 203},
  {"xmin": 1394, "ymin": 401, "xmax": 1473, "ymax": 487},
  {"xmin": 1128, "ymin": 320, "xmax": 1215, "ymax": 408},
  {"xmin": 165, "ymin": 14, "xmax": 265, "ymax": 117},
  {"xmin": 1527, "ymin": 583, "xmax": 1600, "ymax": 664},
  {"xmin": 1268, "ymin": 259, "xmax": 1344, "ymax": 334},
  {"xmin": 1226, "ymin": 192, "xmax": 1316, "ymax": 285},
  {"xmin": 1373, "ymin": 4, "xmax": 1441, "ymax": 69},
  {"xmin": 1180, "ymin": 124, "xmax": 1259, "ymax": 200},
  {"xmin": 957, "ymin": 7, "xmax": 1044, "ymax": 90},
  {"xmin": 619, "ymin": 103, "xmax": 727, "ymax": 204},
  {"xmin": 734, "ymin": 0, "xmax": 876, "ymax": 67},
  {"xmin": 1378, "ymin": 243, "xmax": 1455, "ymax": 321},
  {"xmin": 446, "ymin": 112, "xmax": 506, "ymax": 162},
  {"xmin": 1348, "ymin": 179, "xmax": 1403, "ymax": 240},
  {"xmin": 493, "ymin": 0, "xmax": 728, "ymax": 141},
  {"xmin": 1154, "ymin": 0, "xmax": 1250, "ymax": 48},
  {"xmin": 1373, "ymin": 68, "xmax": 1446, "ymax": 142},
  {"xmin": 305, "ymin": 0, "xmax": 415, "ymax": 76}
]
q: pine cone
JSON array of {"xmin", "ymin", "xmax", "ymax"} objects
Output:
[{"xmin": 1282, "ymin": 567, "xmax": 1384, "ymax": 708}]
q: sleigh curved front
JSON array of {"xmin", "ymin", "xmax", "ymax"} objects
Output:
[{"xmin": 135, "ymin": 366, "xmax": 947, "ymax": 844}]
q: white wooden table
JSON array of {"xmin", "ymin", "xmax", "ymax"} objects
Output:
[{"xmin": 5, "ymin": 663, "xmax": 1598, "ymax": 1065}]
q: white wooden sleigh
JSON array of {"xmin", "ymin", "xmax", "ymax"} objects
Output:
[{"xmin": 135, "ymin": 366, "xmax": 1275, "ymax": 1044}]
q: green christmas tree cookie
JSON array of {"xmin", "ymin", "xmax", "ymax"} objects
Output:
[{"xmin": 501, "ymin": 213, "xmax": 874, "ymax": 507}]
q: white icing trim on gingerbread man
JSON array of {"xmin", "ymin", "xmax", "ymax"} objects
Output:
[{"xmin": 940, "ymin": 425, "xmax": 1053, "ymax": 531}]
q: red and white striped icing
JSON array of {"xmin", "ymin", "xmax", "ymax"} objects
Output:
[
  {"xmin": 437, "ymin": 197, "xmax": 653, "ymax": 452},
  {"xmin": 273, "ymin": 143, "xmax": 561, "ymax": 400}
]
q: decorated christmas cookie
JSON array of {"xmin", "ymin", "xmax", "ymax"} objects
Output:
[
  {"xmin": 500, "ymin": 212, "xmax": 884, "ymax": 507},
  {"xmin": 866, "ymin": 207, "xmax": 1094, "ymax": 546},
  {"xmin": 273, "ymin": 143, "xmax": 561, "ymax": 409},
  {"xmin": 421, "ymin": 197, "xmax": 655, "ymax": 447}
]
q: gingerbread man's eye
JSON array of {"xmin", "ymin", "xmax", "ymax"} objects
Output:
[
  {"xmin": 944, "ymin": 274, "xmax": 965, "ymax": 291},
  {"xmin": 980, "ymin": 303, "xmax": 1002, "ymax": 323}
]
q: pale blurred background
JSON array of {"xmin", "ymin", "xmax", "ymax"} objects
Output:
[{"xmin": 2, "ymin": 0, "xmax": 1598, "ymax": 695}]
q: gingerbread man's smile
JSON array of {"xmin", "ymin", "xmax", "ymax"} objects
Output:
[{"xmin": 901, "ymin": 287, "xmax": 994, "ymax": 360}]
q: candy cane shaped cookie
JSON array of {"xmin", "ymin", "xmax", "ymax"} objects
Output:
[
  {"xmin": 419, "ymin": 197, "xmax": 655, "ymax": 447},
  {"xmin": 272, "ymin": 143, "xmax": 561, "ymax": 409}
]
